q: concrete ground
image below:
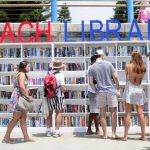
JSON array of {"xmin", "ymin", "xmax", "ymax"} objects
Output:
[{"xmin": 0, "ymin": 132, "xmax": 150, "ymax": 150}]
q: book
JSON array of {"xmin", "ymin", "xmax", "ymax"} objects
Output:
[{"xmin": 29, "ymin": 88, "xmax": 38, "ymax": 96}]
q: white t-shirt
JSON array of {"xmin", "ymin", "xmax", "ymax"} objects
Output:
[
  {"xmin": 55, "ymin": 72, "xmax": 65, "ymax": 97},
  {"xmin": 87, "ymin": 66, "xmax": 96, "ymax": 93},
  {"xmin": 48, "ymin": 70, "xmax": 65, "ymax": 97}
]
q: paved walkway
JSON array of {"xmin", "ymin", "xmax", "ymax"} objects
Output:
[{"xmin": 0, "ymin": 132, "xmax": 150, "ymax": 150}]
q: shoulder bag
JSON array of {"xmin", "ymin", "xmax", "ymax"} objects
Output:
[{"xmin": 16, "ymin": 95, "xmax": 35, "ymax": 113}]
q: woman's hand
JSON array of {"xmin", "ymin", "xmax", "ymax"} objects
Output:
[{"xmin": 27, "ymin": 96, "xmax": 33, "ymax": 100}]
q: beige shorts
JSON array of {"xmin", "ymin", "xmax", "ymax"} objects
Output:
[{"xmin": 96, "ymin": 92, "xmax": 118, "ymax": 108}]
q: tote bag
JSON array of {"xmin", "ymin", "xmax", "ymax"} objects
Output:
[{"xmin": 16, "ymin": 95, "xmax": 35, "ymax": 113}]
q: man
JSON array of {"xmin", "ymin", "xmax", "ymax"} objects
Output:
[
  {"xmin": 44, "ymin": 59, "xmax": 66, "ymax": 137},
  {"xmin": 87, "ymin": 55, "xmax": 100, "ymax": 135},
  {"xmin": 88, "ymin": 49, "xmax": 120, "ymax": 139}
]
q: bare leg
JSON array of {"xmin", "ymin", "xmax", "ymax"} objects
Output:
[
  {"xmin": 20, "ymin": 113, "xmax": 34, "ymax": 142},
  {"xmin": 123, "ymin": 103, "xmax": 132, "ymax": 141},
  {"xmin": 46, "ymin": 111, "xmax": 53, "ymax": 128},
  {"xmin": 110, "ymin": 107, "xmax": 118, "ymax": 139},
  {"xmin": 136, "ymin": 105, "xmax": 146, "ymax": 141},
  {"xmin": 93, "ymin": 113, "xmax": 100, "ymax": 135},
  {"xmin": 55, "ymin": 111, "xmax": 62, "ymax": 130},
  {"xmin": 86, "ymin": 113, "xmax": 94, "ymax": 135},
  {"xmin": 100, "ymin": 107, "xmax": 107, "ymax": 139},
  {"xmin": 3, "ymin": 112, "xmax": 22, "ymax": 143}
]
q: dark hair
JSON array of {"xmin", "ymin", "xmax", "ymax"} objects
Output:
[
  {"xmin": 90, "ymin": 55, "xmax": 96, "ymax": 64},
  {"xmin": 95, "ymin": 54, "xmax": 101, "ymax": 59},
  {"xmin": 18, "ymin": 61, "xmax": 29, "ymax": 79}
]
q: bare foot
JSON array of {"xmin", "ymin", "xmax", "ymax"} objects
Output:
[
  {"xmin": 103, "ymin": 135, "xmax": 108, "ymax": 139},
  {"xmin": 10, "ymin": 138, "xmax": 14, "ymax": 141},
  {"xmin": 24, "ymin": 138, "xmax": 35, "ymax": 142},
  {"xmin": 111, "ymin": 135, "xmax": 120, "ymax": 140},
  {"xmin": 2, "ymin": 138, "xmax": 14, "ymax": 144},
  {"xmin": 122, "ymin": 137, "xmax": 127, "ymax": 141},
  {"xmin": 86, "ymin": 130, "xmax": 94, "ymax": 135},
  {"xmin": 95, "ymin": 131, "xmax": 101, "ymax": 136},
  {"xmin": 139, "ymin": 137, "xmax": 146, "ymax": 141}
]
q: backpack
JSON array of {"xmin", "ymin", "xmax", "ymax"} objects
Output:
[{"xmin": 44, "ymin": 71, "xmax": 59, "ymax": 98}]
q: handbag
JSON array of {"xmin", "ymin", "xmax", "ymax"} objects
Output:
[{"xmin": 16, "ymin": 95, "xmax": 35, "ymax": 113}]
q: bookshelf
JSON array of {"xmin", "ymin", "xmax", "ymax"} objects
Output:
[{"xmin": 0, "ymin": 41, "xmax": 150, "ymax": 133}]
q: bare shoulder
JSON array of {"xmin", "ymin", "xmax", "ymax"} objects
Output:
[{"xmin": 17, "ymin": 72, "xmax": 26, "ymax": 79}]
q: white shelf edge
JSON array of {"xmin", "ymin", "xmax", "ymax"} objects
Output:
[{"xmin": 0, "ymin": 41, "xmax": 150, "ymax": 129}]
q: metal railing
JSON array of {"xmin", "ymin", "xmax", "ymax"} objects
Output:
[
  {"xmin": 0, "ymin": 0, "xmax": 150, "ymax": 8},
  {"xmin": 0, "ymin": 0, "xmax": 150, "ymax": 22}
]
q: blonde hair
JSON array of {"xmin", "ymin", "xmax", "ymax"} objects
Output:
[{"xmin": 131, "ymin": 52, "xmax": 146, "ymax": 74}]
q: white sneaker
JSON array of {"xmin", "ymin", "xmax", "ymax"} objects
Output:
[
  {"xmin": 53, "ymin": 131, "xmax": 62, "ymax": 138},
  {"xmin": 46, "ymin": 131, "xmax": 52, "ymax": 137}
]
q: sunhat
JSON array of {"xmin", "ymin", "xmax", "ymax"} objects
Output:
[{"xmin": 51, "ymin": 59, "xmax": 65, "ymax": 69}]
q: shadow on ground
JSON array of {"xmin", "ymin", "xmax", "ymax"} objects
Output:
[
  {"xmin": 141, "ymin": 147, "xmax": 150, "ymax": 150},
  {"xmin": 2, "ymin": 138, "xmax": 26, "ymax": 144},
  {"xmin": 32, "ymin": 133, "xmax": 47, "ymax": 138},
  {"xmin": 72, "ymin": 132, "xmax": 150, "ymax": 141}
]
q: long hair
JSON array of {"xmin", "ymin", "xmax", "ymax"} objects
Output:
[
  {"xmin": 18, "ymin": 61, "xmax": 29, "ymax": 79},
  {"xmin": 131, "ymin": 52, "xmax": 146, "ymax": 74}
]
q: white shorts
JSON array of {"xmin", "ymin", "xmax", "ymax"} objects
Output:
[{"xmin": 96, "ymin": 92, "xmax": 118, "ymax": 108}]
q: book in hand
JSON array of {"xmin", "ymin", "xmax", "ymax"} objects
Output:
[{"xmin": 29, "ymin": 87, "xmax": 38, "ymax": 96}]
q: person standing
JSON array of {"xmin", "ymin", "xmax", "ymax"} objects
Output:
[
  {"xmin": 137, "ymin": 2, "xmax": 150, "ymax": 23},
  {"xmin": 86, "ymin": 55, "xmax": 100, "ymax": 135},
  {"xmin": 2, "ymin": 61, "xmax": 34, "ymax": 144},
  {"xmin": 44, "ymin": 59, "xmax": 66, "ymax": 137},
  {"xmin": 88, "ymin": 49, "xmax": 120, "ymax": 139},
  {"xmin": 123, "ymin": 52, "xmax": 147, "ymax": 141}
]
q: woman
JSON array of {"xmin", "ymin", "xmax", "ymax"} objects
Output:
[
  {"xmin": 2, "ymin": 61, "xmax": 34, "ymax": 144},
  {"xmin": 123, "ymin": 52, "xmax": 147, "ymax": 141}
]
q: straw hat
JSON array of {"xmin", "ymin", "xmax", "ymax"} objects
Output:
[{"xmin": 51, "ymin": 59, "xmax": 65, "ymax": 69}]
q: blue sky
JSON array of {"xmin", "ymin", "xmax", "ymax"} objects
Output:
[{"xmin": 58, "ymin": 1, "xmax": 115, "ymax": 23}]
